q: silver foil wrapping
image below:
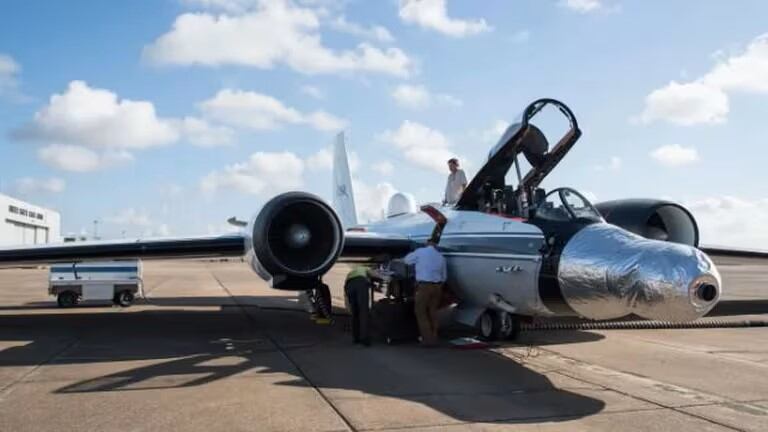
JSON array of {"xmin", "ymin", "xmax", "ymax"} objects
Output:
[{"xmin": 558, "ymin": 223, "xmax": 721, "ymax": 322}]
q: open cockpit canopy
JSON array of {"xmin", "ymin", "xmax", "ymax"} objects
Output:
[{"xmin": 456, "ymin": 99, "xmax": 581, "ymax": 218}]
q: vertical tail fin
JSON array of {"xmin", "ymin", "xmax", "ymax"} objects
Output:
[{"xmin": 332, "ymin": 132, "xmax": 358, "ymax": 227}]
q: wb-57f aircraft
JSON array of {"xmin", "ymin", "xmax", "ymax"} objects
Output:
[{"xmin": 0, "ymin": 99, "xmax": 761, "ymax": 340}]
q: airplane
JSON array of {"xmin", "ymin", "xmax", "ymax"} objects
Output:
[{"xmin": 1, "ymin": 98, "xmax": 765, "ymax": 341}]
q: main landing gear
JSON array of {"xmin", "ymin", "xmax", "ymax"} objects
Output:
[
  {"xmin": 478, "ymin": 310, "xmax": 521, "ymax": 341},
  {"xmin": 307, "ymin": 281, "xmax": 333, "ymax": 325}
]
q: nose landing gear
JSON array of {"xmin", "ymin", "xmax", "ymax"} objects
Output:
[{"xmin": 478, "ymin": 310, "xmax": 521, "ymax": 341}]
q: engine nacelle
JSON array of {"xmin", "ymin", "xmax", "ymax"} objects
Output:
[
  {"xmin": 247, "ymin": 192, "xmax": 343, "ymax": 290},
  {"xmin": 595, "ymin": 199, "xmax": 699, "ymax": 247}
]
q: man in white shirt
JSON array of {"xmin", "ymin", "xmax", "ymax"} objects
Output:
[
  {"xmin": 444, "ymin": 158, "xmax": 468, "ymax": 206},
  {"xmin": 403, "ymin": 239, "xmax": 447, "ymax": 345}
]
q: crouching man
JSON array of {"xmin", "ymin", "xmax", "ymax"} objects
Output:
[
  {"xmin": 403, "ymin": 239, "xmax": 447, "ymax": 346},
  {"xmin": 344, "ymin": 264, "xmax": 386, "ymax": 346}
]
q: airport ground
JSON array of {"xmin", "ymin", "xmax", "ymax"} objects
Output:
[{"xmin": 0, "ymin": 257, "xmax": 767, "ymax": 431}]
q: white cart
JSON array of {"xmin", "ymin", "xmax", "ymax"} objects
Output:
[{"xmin": 49, "ymin": 260, "xmax": 143, "ymax": 308}]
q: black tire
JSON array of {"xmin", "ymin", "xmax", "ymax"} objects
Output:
[
  {"xmin": 478, "ymin": 310, "xmax": 520, "ymax": 341},
  {"xmin": 57, "ymin": 291, "xmax": 78, "ymax": 308},
  {"xmin": 478, "ymin": 310, "xmax": 503, "ymax": 341},
  {"xmin": 114, "ymin": 290, "xmax": 134, "ymax": 307},
  {"xmin": 505, "ymin": 315, "xmax": 522, "ymax": 341}
]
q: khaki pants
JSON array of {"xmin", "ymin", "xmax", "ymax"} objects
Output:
[{"xmin": 414, "ymin": 282, "xmax": 443, "ymax": 344}]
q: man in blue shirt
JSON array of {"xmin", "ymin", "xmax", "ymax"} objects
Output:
[{"xmin": 403, "ymin": 239, "xmax": 447, "ymax": 346}]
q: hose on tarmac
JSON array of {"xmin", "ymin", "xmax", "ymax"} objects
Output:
[{"xmin": 520, "ymin": 319, "xmax": 768, "ymax": 331}]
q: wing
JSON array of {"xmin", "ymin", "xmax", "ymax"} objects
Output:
[
  {"xmin": 340, "ymin": 231, "xmax": 413, "ymax": 261},
  {"xmin": 0, "ymin": 234, "xmax": 247, "ymax": 267},
  {"xmin": 700, "ymin": 246, "xmax": 768, "ymax": 260},
  {"xmin": 0, "ymin": 231, "xmax": 413, "ymax": 268}
]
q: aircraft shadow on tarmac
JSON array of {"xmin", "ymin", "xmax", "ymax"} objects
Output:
[{"xmin": 0, "ymin": 302, "xmax": 608, "ymax": 425}]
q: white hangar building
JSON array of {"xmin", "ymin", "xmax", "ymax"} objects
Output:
[{"xmin": 0, "ymin": 193, "xmax": 61, "ymax": 247}]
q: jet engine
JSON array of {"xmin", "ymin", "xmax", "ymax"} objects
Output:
[
  {"xmin": 248, "ymin": 192, "xmax": 343, "ymax": 289},
  {"xmin": 595, "ymin": 199, "xmax": 699, "ymax": 246}
]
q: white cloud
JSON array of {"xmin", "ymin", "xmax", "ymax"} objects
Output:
[
  {"xmin": 14, "ymin": 177, "xmax": 66, "ymax": 194},
  {"xmin": 650, "ymin": 144, "xmax": 699, "ymax": 167},
  {"xmin": 686, "ymin": 196, "xmax": 768, "ymax": 249},
  {"xmin": 391, "ymin": 84, "xmax": 462, "ymax": 110},
  {"xmin": 392, "ymin": 84, "xmax": 430, "ymax": 109},
  {"xmin": 329, "ymin": 15, "xmax": 394, "ymax": 43},
  {"xmin": 103, "ymin": 208, "xmax": 171, "ymax": 238},
  {"xmin": 175, "ymin": 117, "xmax": 236, "ymax": 147},
  {"xmin": 13, "ymin": 81, "xmax": 182, "ymax": 171},
  {"xmin": 379, "ymin": 120, "xmax": 460, "ymax": 173},
  {"xmin": 592, "ymin": 156, "xmax": 622, "ymax": 172},
  {"xmin": 199, "ymin": 89, "xmax": 346, "ymax": 131},
  {"xmin": 640, "ymin": 81, "xmax": 729, "ymax": 126},
  {"xmin": 640, "ymin": 34, "xmax": 768, "ymax": 125},
  {"xmin": 561, "ymin": 0, "xmax": 602, "ymax": 13},
  {"xmin": 306, "ymin": 147, "xmax": 332, "ymax": 171},
  {"xmin": 398, "ymin": 0, "xmax": 491, "ymax": 38},
  {"xmin": 0, "ymin": 53, "xmax": 22, "ymax": 99},
  {"xmin": 481, "ymin": 119, "xmax": 510, "ymax": 144},
  {"xmin": 306, "ymin": 146, "xmax": 359, "ymax": 172},
  {"xmin": 144, "ymin": 1, "xmax": 412, "ymax": 76},
  {"xmin": 300, "ymin": 85, "xmax": 324, "ymax": 99},
  {"xmin": 353, "ymin": 180, "xmax": 397, "ymax": 223},
  {"xmin": 704, "ymin": 34, "xmax": 768, "ymax": 93},
  {"xmin": 180, "ymin": 0, "xmax": 259, "ymax": 13},
  {"xmin": 105, "ymin": 208, "xmax": 154, "ymax": 227},
  {"xmin": 19, "ymin": 81, "xmax": 178, "ymax": 150},
  {"xmin": 37, "ymin": 145, "xmax": 134, "ymax": 172},
  {"xmin": 372, "ymin": 160, "xmax": 394, "ymax": 176},
  {"xmin": 201, "ymin": 151, "xmax": 305, "ymax": 195}
]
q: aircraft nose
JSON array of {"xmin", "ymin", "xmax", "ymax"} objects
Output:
[{"xmin": 556, "ymin": 223, "xmax": 722, "ymax": 322}]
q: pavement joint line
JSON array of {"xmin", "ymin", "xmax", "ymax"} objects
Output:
[
  {"xmin": 356, "ymin": 406, "xmax": 669, "ymax": 432},
  {"xmin": 208, "ymin": 266, "xmax": 356, "ymax": 432},
  {"xmin": 0, "ymin": 336, "xmax": 80, "ymax": 397},
  {"xmin": 617, "ymin": 334, "xmax": 768, "ymax": 369},
  {"xmin": 525, "ymin": 347, "xmax": 749, "ymax": 432}
]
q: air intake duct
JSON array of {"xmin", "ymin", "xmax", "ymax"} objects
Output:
[
  {"xmin": 595, "ymin": 199, "xmax": 699, "ymax": 246},
  {"xmin": 249, "ymin": 192, "xmax": 343, "ymax": 289}
]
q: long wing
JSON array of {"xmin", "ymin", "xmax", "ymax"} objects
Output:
[
  {"xmin": 0, "ymin": 235, "xmax": 248, "ymax": 267},
  {"xmin": 700, "ymin": 246, "xmax": 768, "ymax": 260},
  {"xmin": 0, "ymin": 231, "xmax": 413, "ymax": 268}
]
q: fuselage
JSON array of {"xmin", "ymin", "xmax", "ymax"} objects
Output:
[
  {"xmin": 364, "ymin": 205, "xmax": 722, "ymax": 326},
  {"xmin": 366, "ymin": 209, "xmax": 551, "ymax": 320}
]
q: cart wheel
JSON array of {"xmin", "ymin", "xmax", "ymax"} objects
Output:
[
  {"xmin": 114, "ymin": 291, "xmax": 134, "ymax": 307},
  {"xmin": 57, "ymin": 291, "xmax": 78, "ymax": 308}
]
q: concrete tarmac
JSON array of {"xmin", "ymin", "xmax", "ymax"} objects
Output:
[{"xmin": 0, "ymin": 256, "xmax": 766, "ymax": 431}]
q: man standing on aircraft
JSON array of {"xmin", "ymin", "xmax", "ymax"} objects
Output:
[
  {"xmin": 344, "ymin": 264, "xmax": 386, "ymax": 346},
  {"xmin": 403, "ymin": 239, "xmax": 447, "ymax": 346},
  {"xmin": 444, "ymin": 158, "xmax": 468, "ymax": 206}
]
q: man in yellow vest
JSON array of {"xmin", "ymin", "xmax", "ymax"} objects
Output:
[{"xmin": 345, "ymin": 264, "xmax": 386, "ymax": 346}]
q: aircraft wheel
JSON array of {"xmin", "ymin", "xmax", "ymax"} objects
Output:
[
  {"xmin": 114, "ymin": 291, "xmax": 134, "ymax": 307},
  {"xmin": 504, "ymin": 314, "xmax": 522, "ymax": 341},
  {"xmin": 478, "ymin": 310, "xmax": 504, "ymax": 341},
  {"xmin": 57, "ymin": 291, "xmax": 78, "ymax": 308}
]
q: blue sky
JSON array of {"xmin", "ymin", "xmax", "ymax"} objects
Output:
[{"xmin": 1, "ymin": 0, "xmax": 767, "ymax": 247}]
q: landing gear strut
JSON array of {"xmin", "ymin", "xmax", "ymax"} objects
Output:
[{"xmin": 307, "ymin": 281, "xmax": 333, "ymax": 324}]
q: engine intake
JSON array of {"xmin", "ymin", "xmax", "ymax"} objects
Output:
[
  {"xmin": 595, "ymin": 199, "xmax": 699, "ymax": 246},
  {"xmin": 249, "ymin": 192, "xmax": 343, "ymax": 289}
]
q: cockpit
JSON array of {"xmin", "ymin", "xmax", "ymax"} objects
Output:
[{"xmin": 454, "ymin": 99, "xmax": 596, "ymax": 226}]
